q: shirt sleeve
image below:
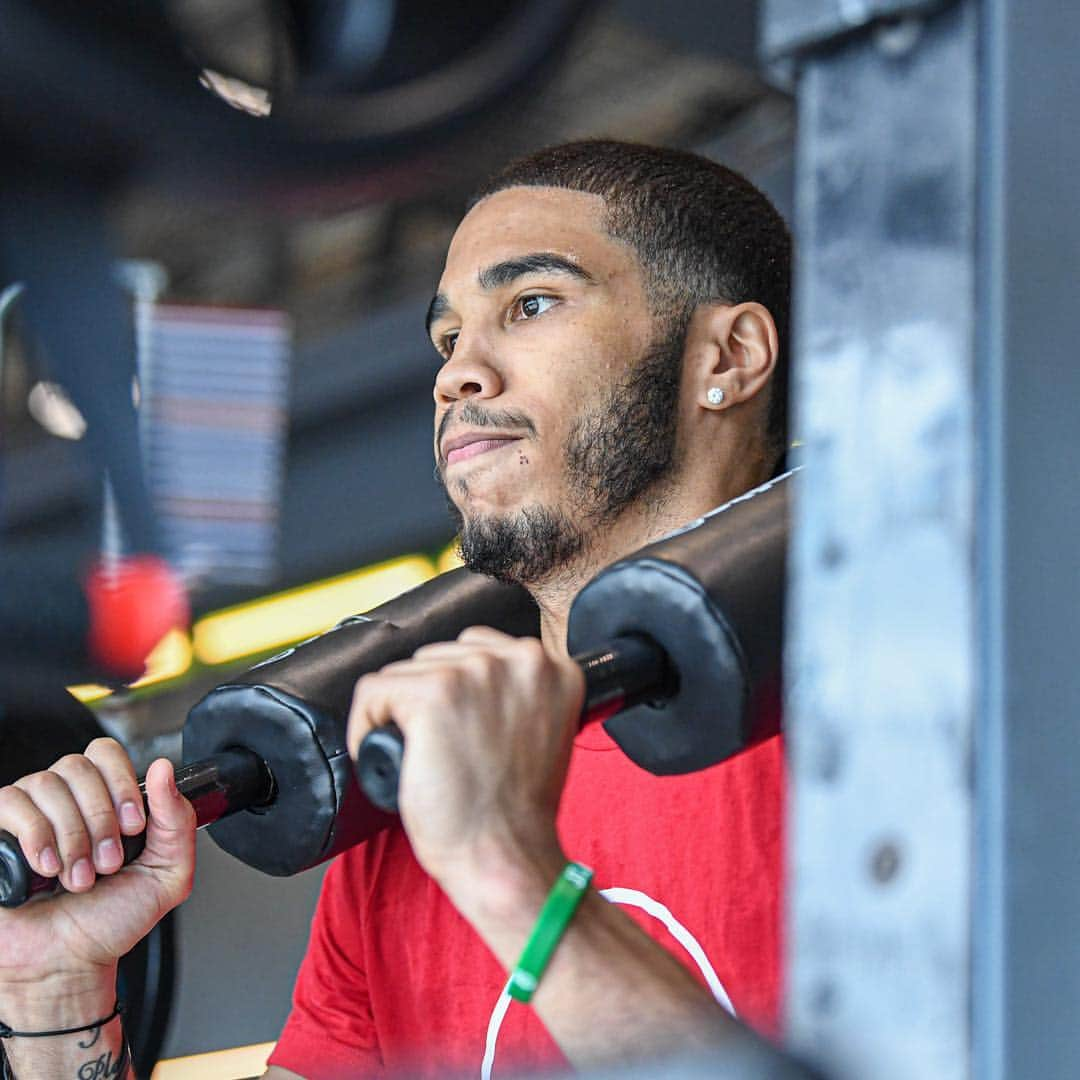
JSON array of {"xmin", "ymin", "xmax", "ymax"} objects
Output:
[{"xmin": 267, "ymin": 848, "xmax": 385, "ymax": 1079}]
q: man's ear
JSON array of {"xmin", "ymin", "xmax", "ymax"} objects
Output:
[{"xmin": 689, "ymin": 301, "xmax": 778, "ymax": 411}]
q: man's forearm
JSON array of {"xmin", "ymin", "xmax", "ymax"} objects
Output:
[
  {"xmin": 1, "ymin": 970, "xmax": 128, "ymax": 1080},
  {"xmin": 444, "ymin": 840, "xmax": 746, "ymax": 1070},
  {"xmin": 535, "ymin": 888, "xmax": 746, "ymax": 1067}
]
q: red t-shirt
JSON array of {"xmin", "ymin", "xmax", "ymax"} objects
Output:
[{"xmin": 268, "ymin": 726, "xmax": 784, "ymax": 1079}]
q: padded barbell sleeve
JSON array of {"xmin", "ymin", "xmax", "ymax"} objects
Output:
[
  {"xmin": 356, "ymin": 633, "xmax": 669, "ymax": 813},
  {"xmin": 182, "ymin": 567, "xmax": 539, "ymax": 876},
  {"xmin": 566, "ymin": 469, "xmax": 793, "ymax": 774},
  {"xmin": 0, "ymin": 748, "xmax": 272, "ymax": 908}
]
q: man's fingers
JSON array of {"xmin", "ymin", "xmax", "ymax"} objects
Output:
[
  {"xmin": 347, "ymin": 665, "xmax": 455, "ymax": 759},
  {"xmin": 410, "ymin": 627, "xmax": 514, "ymax": 660},
  {"xmin": 0, "ymin": 784, "xmax": 62, "ymax": 878},
  {"xmin": 144, "ymin": 759, "xmax": 194, "ymax": 829},
  {"xmin": 348, "ymin": 635, "xmax": 530, "ymax": 759},
  {"xmin": 137, "ymin": 760, "xmax": 197, "ymax": 906},
  {"xmin": 456, "ymin": 626, "xmax": 516, "ymax": 646},
  {"xmin": 50, "ymin": 754, "xmax": 124, "ymax": 877},
  {"xmin": 0, "ymin": 753, "xmax": 194, "ymax": 912},
  {"xmin": 0, "ymin": 742, "xmax": 141, "ymax": 888},
  {"xmin": 347, "ymin": 672, "xmax": 396, "ymax": 759},
  {"xmin": 12, "ymin": 771, "xmax": 95, "ymax": 892},
  {"xmin": 141, "ymin": 758, "xmax": 196, "ymax": 869},
  {"xmin": 84, "ymin": 737, "xmax": 145, "ymax": 836}
]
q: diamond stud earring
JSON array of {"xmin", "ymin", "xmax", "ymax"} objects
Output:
[{"xmin": 707, "ymin": 387, "xmax": 725, "ymax": 406}]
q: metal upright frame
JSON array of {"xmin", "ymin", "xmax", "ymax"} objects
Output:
[
  {"xmin": 763, "ymin": 2, "xmax": 1080, "ymax": 1077},
  {"xmin": 974, "ymin": 5, "xmax": 1080, "ymax": 1079}
]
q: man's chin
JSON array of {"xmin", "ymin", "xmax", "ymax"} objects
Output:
[{"xmin": 454, "ymin": 505, "xmax": 586, "ymax": 588}]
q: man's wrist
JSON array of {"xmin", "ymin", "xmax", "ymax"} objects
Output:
[
  {"xmin": 436, "ymin": 829, "xmax": 569, "ymax": 946},
  {"xmin": 0, "ymin": 967, "xmax": 118, "ymax": 1033},
  {"xmin": 0, "ymin": 973, "xmax": 128, "ymax": 1080},
  {"xmin": 1, "ymin": 1014, "xmax": 129, "ymax": 1080}
]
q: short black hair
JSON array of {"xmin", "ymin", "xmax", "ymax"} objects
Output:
[{"xmin": 470, "ymin": 139, "xmax": 792, "ymax": 463}]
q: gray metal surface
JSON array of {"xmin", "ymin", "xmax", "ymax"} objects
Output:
[
  {"xmin": 781, "ymin": 3, "xmax": 976, "ymax": 1078},
  {"xmin": 762, "ymin": 0, "xmax": 946, "ymax": 61},
  {"xmin": 974, "ymin": 5, "xmax": 1080, "ymax": 1080}
]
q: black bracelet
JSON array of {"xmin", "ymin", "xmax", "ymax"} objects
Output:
[{"xmin": 0, "ymin": 1000, "xmax": 124, "ymax": 1041}]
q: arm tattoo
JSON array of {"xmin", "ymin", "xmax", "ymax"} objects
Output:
[
  {"xmin": 77, "ymin": 1025, "xmax": 102, "ymax": 1051},
  {"xmin": 76, "ymin": 1049, "xmax": 127, "ymax": 1079}
]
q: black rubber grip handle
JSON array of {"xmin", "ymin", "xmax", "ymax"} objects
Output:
[
  {"xmin": 355, "ymin": 722, "xmax": 406, "ymax": 813},
  {"xmin": 354, "ymin": 634, "xmax": 668, "ymax": 814}
]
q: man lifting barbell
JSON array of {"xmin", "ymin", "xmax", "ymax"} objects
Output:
[{"xmin": 0, "ymin": 140, "xmax": 790, "ymax": 1079}]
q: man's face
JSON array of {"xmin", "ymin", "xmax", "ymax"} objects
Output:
[{"xmin": 427, "ymin": 186, "xmax": 682, "ymax": 585}]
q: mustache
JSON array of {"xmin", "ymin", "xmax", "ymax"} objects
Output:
[{"xmin": 436, "ymin": 400, "xmax": 537, "ymax": 465}]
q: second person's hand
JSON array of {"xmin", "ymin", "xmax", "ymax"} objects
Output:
[{"xmin": 0, "ymin": 739, "xmax": 196, "ymax": 999}]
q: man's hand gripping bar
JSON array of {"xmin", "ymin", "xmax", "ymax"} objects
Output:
[{"xmin": 356, "ymin": 635, "xmax": 671, "ymax": 813}]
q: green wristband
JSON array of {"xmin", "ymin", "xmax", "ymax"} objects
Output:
[{"xmin": 507, "ymin": 861, "xmax": 594, "ymax": 1003}]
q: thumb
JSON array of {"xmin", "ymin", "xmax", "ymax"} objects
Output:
[{"xmin": 140, "ymin": 758, "xmax": 196, "ymax": 869}]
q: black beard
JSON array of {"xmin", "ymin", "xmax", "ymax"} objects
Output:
[
  {"xmin": 440, "ymin": 328, "xmax": 685, "ymax": 588},
  {"xmin": 455, "ymin": 504, "xmax": 586, "ymax": 587},
  {"xmin": 563, "ymin": 334, "xmax": 682, "ymax": 524}
]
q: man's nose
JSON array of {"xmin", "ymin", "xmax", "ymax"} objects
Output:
[{"xmin": 433, "ymin": 337, "xmax": 503, "ymax": 404}]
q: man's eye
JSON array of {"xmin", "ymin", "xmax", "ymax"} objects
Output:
[
  {"xmin": 441, "ymin": 331, "xmax": 459, "ymax": 355},
  {"xmin": 513, "ymin": 295, "xmax": 557, "ymax": 321}
]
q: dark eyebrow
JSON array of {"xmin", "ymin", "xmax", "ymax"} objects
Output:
[
  {"xmin": 425, "ymin": 253, "xmax": 594, "ymax": 339},
  {"xmin": 477, "ymin": 252, "xmax": 595, "ymax": 291}
]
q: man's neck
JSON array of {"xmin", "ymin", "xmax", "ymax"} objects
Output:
[
  {"xmin": 520, "ymin": 448, "xmax": 777, "ymax": 654},
  {"xmin": 528, "ymin": 494, "xmax": 718, "ymax": 657}
]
